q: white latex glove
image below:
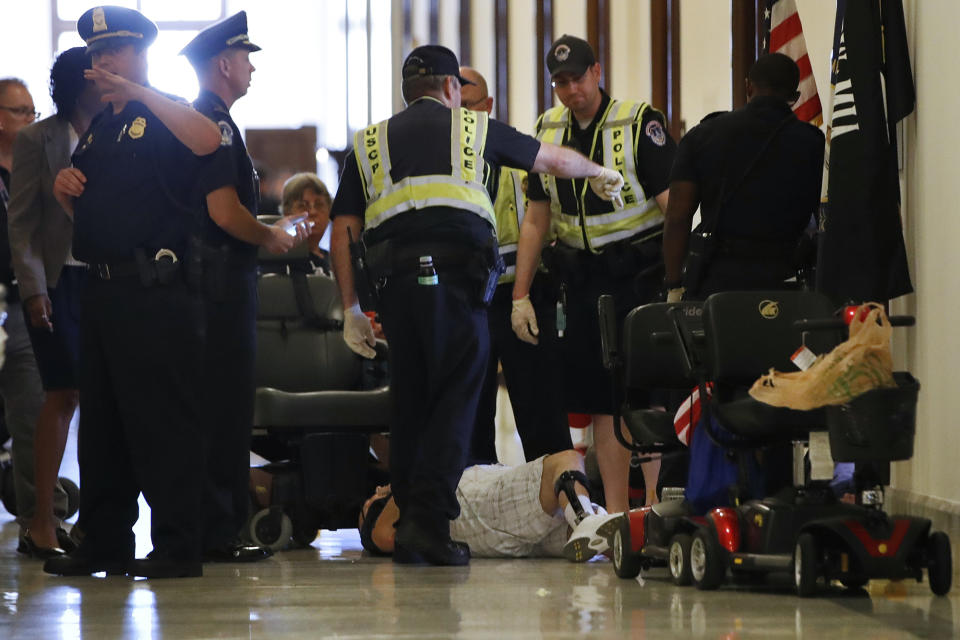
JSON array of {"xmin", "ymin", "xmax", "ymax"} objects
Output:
[
  {"xmin": 343, "ymin": 303, "xmax": 377, "ymax": 359},
  {"xmin": 666, "ymin": 287, "xmax": 685, "ymax": 303},
  {"xmin": 511, "ymin": 295, "xmax": 540, "ymax": 345},
  {"xmin": 588, "ymin": 167, "xmax": 625, "ymax": 208}
]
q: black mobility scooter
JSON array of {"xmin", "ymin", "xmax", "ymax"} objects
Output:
[{"xmin": 604, "ymin": 290, "xmax": 952, "ymax": 596}]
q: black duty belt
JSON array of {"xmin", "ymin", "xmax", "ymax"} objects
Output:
[
  {"xmin": 88, "ymin": 260, "xmax": 141, "ymax": 281},
  {"xmin": 714, "ymin": 236, "xmax": 798, "ymax": 260}
]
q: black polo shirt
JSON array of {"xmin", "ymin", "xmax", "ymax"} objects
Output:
[
  {"xmin": 670, "ymin": 95, "xmax": 825, "ymax": 239},
  {"xmin": 194, "ymin": 89, "xmax": 258, "ymax": 257},
  {"xmin": 72, "ymin": 96, "xmax": 203, "ymax": 263},
  {"xmin": 526, "ymin": 91, "xmax": 675, "ymax": 216},
  {"xmin": 331, "ymin": 97, "xmax": 541, "ymax": 251}
]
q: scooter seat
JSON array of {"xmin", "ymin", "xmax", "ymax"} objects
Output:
[
  {"xmin": 254, "ymin": 386, "xmax": 391, "ymax": 431},
  {"xmin": 622, "ymin": 409, "xmax": 677, "ymax": 445},
  {"xmin": 714, "ymin": 396, "xmax": 827, "ymax": 441}
]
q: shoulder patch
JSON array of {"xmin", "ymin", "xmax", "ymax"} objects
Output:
[
  {"xmin": 645, "ymin": 120, "xmax": 666, "ymax": 147},
  {"xmin": 218, "ymin": 120, "xmax": 233, "ymax": 147}
]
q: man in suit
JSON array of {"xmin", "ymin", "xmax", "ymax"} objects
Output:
[{"xmin": 8, "ymin": 47, "xmax": 101, "ymax": 555}]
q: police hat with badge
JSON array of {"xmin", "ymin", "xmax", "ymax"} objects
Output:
[
  {"xmin": 545, "ymin": 34, "xmax": 596, "ymax": 78},
  {"xmin": 180, "ymin": 11, "xmax": 262, "ymax": 68},
  {"xmin": 401, "ymin": 45, "xmax": 474, "ymax": 86},
  {"xmin": 77, "ymin": 5, "xmax": 158, "ymax": 54}
]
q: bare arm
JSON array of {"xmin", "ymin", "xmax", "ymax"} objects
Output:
[
  {"xmin": 331, "ymin": 215, "xmax": 364, "ymax": 309},
  {"xmin": 86, "ymin": 68, "xmax": 221, "ymax": 156},
  {"xmin": 662, "ymin": 180, "xmax": 699, "ymax": 286},
  {"xmin": 205, "ymin": 186, "xmax": 307, "ymax": 253},
  {"xmin": 511, "ymin": 199, "xmax": 553, "ymax": 300},
  {"xmin": 530, "ymin": 141, "xmax": 603, "ymax": 180}
]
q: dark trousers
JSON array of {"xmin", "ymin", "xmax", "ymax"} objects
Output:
[
  {"xmin": 201, "ymin": 267, "xmax": 257, "ymax": 548},
  {"xmin": 470, "ymin": 281, "xmax": 571, "ymax": 464},
  {"xmin": 378, "ymin": 274, "xmax": 488, "ymax": 538},
  {"xmin": 76, "ymin": 275, "xmax": 204, "ymax": 561}
]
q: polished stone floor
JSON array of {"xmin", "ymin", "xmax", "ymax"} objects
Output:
[{"xmin": 2, "ymin": 426, "xmax": 957, "ymax": 638}]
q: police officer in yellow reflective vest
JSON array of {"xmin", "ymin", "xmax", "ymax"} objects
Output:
[
  {"xmin": 458, "ymin": 66, "xmax": 570, "ymax": 465},
  {"xmin": 330, "ymin": 45, "xmax": 624, "ymax": 566},
  {"xmin": 512, "ymin": 35, "xmax": 677, "ymax": 513}
]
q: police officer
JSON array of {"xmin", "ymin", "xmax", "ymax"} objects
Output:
[
  {"xmin": 513, "ymin": 35, "xmax": 677, "ymax": 512},
  {"xmin": 44, "ymin": 5, "xmax": 223, "ymax": 578},
  {"xmin": 458, "ymin": 66, "xmax": 571, "ymax": 465},
  {"xmin": 330, "ymin": 45, "xmax": 622, "ymax": 566},
  {"xmin": 663, "ymin": 53, "xmax": 825, "ymax": 301},
  {"xmin": 180, "ymin": 11, "xmax": 306, "ymax": 563}
]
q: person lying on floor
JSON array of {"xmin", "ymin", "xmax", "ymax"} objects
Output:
[{"xmin": 358, "ymin": 450, "xmax": 622, "ymax": 561}]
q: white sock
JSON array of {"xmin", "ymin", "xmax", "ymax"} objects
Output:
[{"xmin": 564, "ymin": 495, "xmax": 597, "ymax": 528}]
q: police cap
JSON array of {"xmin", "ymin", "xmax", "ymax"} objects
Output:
[
  {"xmin": 180, "ymin": 11, "xmax": 262, "ymax": 67},
  {"xmin": 402, "ymin": 45, "xmax": 474, "ymax": 86},
  {"xmin": 77, "ymin": 6, "xmax": 158, "ymax": 54},
  {"xmin": 546, "ymin": 34, "xmax": 596, "ymax": 78}
]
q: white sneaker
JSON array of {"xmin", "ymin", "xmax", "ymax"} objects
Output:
[{"xmin": 562, "ymin": 512, "xmax": 624, "ymax": 562}]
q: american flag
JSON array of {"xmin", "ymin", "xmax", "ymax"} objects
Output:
[{"xmin": 762, "ymin": 0, "xmax": 823, "ymax": 126}]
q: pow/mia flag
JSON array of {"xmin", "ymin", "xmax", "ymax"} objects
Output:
[{"xmin": 816, "ymin": 0, "xmax": 914, "ymax": 305}]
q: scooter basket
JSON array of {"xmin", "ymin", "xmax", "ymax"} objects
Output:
[{"xmin": 826, "ymin": 372, "xmax": 918, "ymax": 462}]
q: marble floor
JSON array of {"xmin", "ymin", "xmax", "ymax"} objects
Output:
[{"xmin": 1, "ymin": 427, "xmax": 957, "ymax": 639}]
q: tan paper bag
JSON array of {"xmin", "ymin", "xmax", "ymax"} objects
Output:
[{"xmin": 749, "ymin": 303, "xmax": 897, "ymax": 410}]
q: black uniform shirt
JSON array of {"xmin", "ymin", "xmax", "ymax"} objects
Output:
[
  {"xmin": 72, "ymin": 96, "xmax": 202, "ymax": 263},
  {"xmin": 527, "ymin": 91, "xmax": 676, "ymax": 217},
  {"xmin": 331, "ymin": 97, "xmax": 541, "ymax": 250},
  {"xmin": 670, "ymin": 95, "xmax": 825, "ymax": 239},
  {"xmin": 194, "ymin": 89, "xmax": 259, "ymax": 257}
]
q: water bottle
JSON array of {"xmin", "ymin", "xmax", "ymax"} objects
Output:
[{"xmin": 418, "ymin": 255, "xmax": 439, "ymax": 286}]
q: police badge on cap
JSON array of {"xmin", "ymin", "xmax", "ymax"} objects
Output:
[
  {"xmin": 180, "ymin": 11, "xmax": 262, "ymax": 67},
  {"xmin": 77, "ymin": 6, "xmax": 159, "ymax": 54},
  {"xmin": 546, "ymin": 34, "xmax": 596, "ymax": 77}
]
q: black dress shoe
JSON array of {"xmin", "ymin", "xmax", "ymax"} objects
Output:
[
  {"xmin": 203, "ymin": 541, "xmax": 273, "ymax": 563},
  {"xmin": 18, "ymin": 530, "xmax": 67, "ymax": 560},
  {"xmin": 43, "ymin": 553, "xmax": 127, "ymax": 576},
  {"xmin": 127, "ymin": 552, "xmax": 202, "ymax": 579},
  {"xmin": 56, "ymin": 528, "xmax": 79, "ymax": 554},
  {"xmin": 395, "ymin": 521, "xmax": 470, "ymax": 566}
]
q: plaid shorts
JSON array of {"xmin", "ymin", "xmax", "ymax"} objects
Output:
[{"xmin": 450, "ymin": 456, "xmax": 568, "ymax": 558}]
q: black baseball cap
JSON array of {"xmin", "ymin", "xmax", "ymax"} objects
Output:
[
  {"xmin": 546, "ymin": 34, "xmax": 596, "ymax": 77},
  {"xmin": 402, "ymin": 45, "xmax": 474, "ymax": 86}
]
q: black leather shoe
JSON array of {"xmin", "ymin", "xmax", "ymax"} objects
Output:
[
  {"xmin": 203, "ymin": 541, "xmax": 273, "ymax": 563},
  {"xmin": 43, "ymin": 553, "xmax": 127, "ymax": 576},
  {"xmin": 56, "ymin": 527, "xmax": 79, "ymax": 554},
  {"xmin": 18, "ymin": 530, "xmax": 67, "ymax": 560},
  {"xmin": 395, "ymin": 521, "xmax": 470, "ymax": 566},
  {"xmin": 127, "ymin": 552, "xmax": 202, "ymax": 579}
]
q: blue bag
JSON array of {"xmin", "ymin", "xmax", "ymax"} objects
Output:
[{"xmin": 685, "ymin": 414, "xmax": 763, "ymax": 514}]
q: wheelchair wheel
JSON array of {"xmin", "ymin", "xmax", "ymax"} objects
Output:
[
  {"xmin": 291, "ymin": 522, "xmax": 319, "ymax": 548},
  {"xmin": 669, "ymin": 533, "xmax": 693, "ymax": 586},
  {"xmin": 59, "ymin": 477, "xmax": 80, "ymax": 520},
  {"xmin": 794, "ymin": 533, "xmax": 820, "ymax": 597},
  {"xmin": 690, "ymin": 528, "xmax": 724, "ymax": 590},
  {"xmin": 927, "ymin": 531, "xmax": 952, "ymax": 596},
  {"xmin": 0, "ymin": 461, "xmax": 17, "ymax": 517},
  {"xmin": 612, "ymin": 517, "xmax": 642, "ymax": 579},
  {"xmin": 247, "ymin": 507, "xmax": 292, "ymax": 552}
]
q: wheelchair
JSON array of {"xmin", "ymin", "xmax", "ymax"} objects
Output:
[
  {"xmin": 244, "ymin": 229, "xmax": 391, "ymax": 551},
  {"xmin": 603, "ymin": 290, "xmax": 951, "ymax": 596}
]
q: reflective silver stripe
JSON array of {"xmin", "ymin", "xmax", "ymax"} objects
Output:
[
  {"xmin": 511, "ymin": 171, "xmax": 526, "ymax": 228},
  {"xmin": 365, "ymin": 175, "xmax": 496, "ymax": 231},
  {"xmin": 502, "ymin": 264, "xmax": 516, "ymax": 277},
  {"xmin": 499, "ymin": 243, "xmax": 517, "ymax": 255}
]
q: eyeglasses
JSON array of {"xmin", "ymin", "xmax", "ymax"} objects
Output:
[
  {"xmin": 0, "ymin": 105, "xmax": 40, "ymax": 120},
  {"xmin": 294, "ymin": 198, "xmax": 329, "ymax": 212}
]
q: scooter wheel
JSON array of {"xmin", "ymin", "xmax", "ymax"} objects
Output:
[
  {"xmin": 291, "ymin": 522, "xmax": 320, "ymax": 548},
  {"xmin": 613, "ymin": 516, "xmax": 642, "ymax": 579},
  {"xmin": 927, "ymin": 531, "xmax": 952, "ymax": 596},
  {"xmin": 690, "ymin": 528, "xmax": 724, "ymax": 590},
  {"xmin": 669, "ymin": 533, "xmax": 693, "ymax": 586},
  {"xmin": 794, "ymin": 533, "xmax": 820, "ymax": 597},
  {"xmin": 247, "ymin": 507, "xmax": 293, "ymax": 552},
  {"xmin": 59, "ymin": 477, "xmax": 80, "ymax": 520}
]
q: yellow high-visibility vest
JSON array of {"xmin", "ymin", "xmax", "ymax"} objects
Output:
[
  {"xmin": 354, "ymin": 101, "xmax": 496, "ymax": 231},
  {"xmin": 536, "ymin": 99, "xmax": 664, "ymax": 252}
]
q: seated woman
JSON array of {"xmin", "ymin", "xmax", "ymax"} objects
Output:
[
  {"xmin": 280, "ymin": 172, "xmax": 332, "ymax": 273},
  {"xmin": 358, "ymin": 450, "xmax": 622, "ymax": 562}
]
